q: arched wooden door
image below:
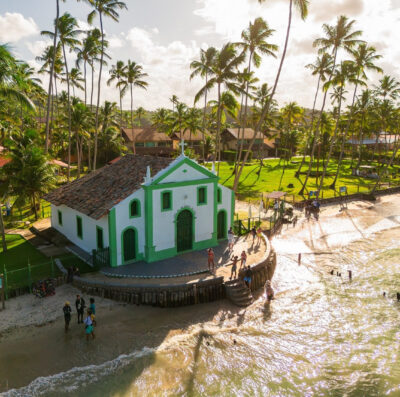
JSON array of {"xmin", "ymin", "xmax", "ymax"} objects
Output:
[
  {"xmin": 176, "ymin": 210, "xmax": 193, "ymax": 252},
  {"xmin": 123, "ymin": 228, "xmax": 136, "ymax": 262},
  {"xmin": 217, "ymin": 210, "xmax": 227, "ymax": 239}
]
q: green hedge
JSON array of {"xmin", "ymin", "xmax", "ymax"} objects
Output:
[{"xmin": 222, "ymin": 150, "xmax": 252, "ymax": 162}]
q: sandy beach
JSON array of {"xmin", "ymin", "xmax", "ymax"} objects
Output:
[{"xmin": 2, "ymin": 194, "xmax": 400, "ymax": 394}]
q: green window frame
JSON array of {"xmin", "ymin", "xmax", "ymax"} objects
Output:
[
  {"xmin": 217, "ymin": 187, "xmax": 222, "ymax": 204},
  {"xmin": 76, "ymin": 216, "xmax": 83, "ymax": 239},
  {"xmin": 197, "ymin": 186, "xmax": 207, "ymax": 206},
  {"xmin": 96, "ymin": 226, "xmax": 104, "ymax": 249},
  {"xmin": 129, "ymin": 199, "xmax": 141, "ymax": 218},
  {"xmin": 161, "ymin": 190, "xmax": 172, "ymax": 211},
  {"xmin": 57, "ymin": 210, "xmax": 63, "ymax": 226}
]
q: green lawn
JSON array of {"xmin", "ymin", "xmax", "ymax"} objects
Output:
[
  {"xmin": 207, "ymin": 158, "xmax": 400, "ymax": 202},
  {"xmin": 0, "ymin": 234, "xmax": 95, "ymax": 292}
]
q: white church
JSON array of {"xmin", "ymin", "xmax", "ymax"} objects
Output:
[{"xmin": 45, "ymin": 151, "xmax": 235, "ymax": 267}]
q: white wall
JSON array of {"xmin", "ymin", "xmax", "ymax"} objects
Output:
[
  {"xmin": 51, "ymin": 204, "xmax": 109, "ymax": 254},
  {"xmin": 160, "ymin": 162, "xmax": 209, "ymax": 183},
  {"xmin": 152, "ymin": 182, "xmax": 214, "ymax": 251},
  {"xmin": 114, "ymin": 189, "xmax": 145, "ymax": 265},
  {"xmin": 218, "ymin": 184, "xmax": 233, "ymax": 229}
]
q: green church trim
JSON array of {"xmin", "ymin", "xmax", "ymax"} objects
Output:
[
  {"xmin": 120, "ymin": 226, "xmax": 143, "ymax": 265},
  {"xmin": 231, "ymin": 189, "xmax": 235, "ymax": 227},
  {"xmin": 143, "ymin": 185, "xmax": 155, "ymax": 261},
  {"xmin": 152, "ymin": 157, "xmax": 216, "ymax": 185},
  {"xmin": 108, "ymin": 208, "xmax": 117, "ymax": 267}
]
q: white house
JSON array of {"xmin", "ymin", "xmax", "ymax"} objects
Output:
[{"xmin": 45, "ymin": 153, "xmax": 235, "ymax": 267}]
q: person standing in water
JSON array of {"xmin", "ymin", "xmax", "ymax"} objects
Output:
[
  {"xmin": 89, "ymin": 298, "xmax": 96, "ymax": 326},
  {"xmin": 84, "ymin": 310, "xmax": 95, "ymax": 340},
  {"xmin": 63, "ymin": 301, "xmax": 71, "ymax": 332},
  {"xmin": 265, "ymin": 280, "xmax": 274, "ymax": 302},
  {"xmin": 75, "ymin": 294, "xmax": 85, "ymax": 324},
  {"xmin": 298, "ymin": 253, "xmax": 302, "ymax": 266}
]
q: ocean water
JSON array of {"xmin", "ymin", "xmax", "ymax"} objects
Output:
[{"xmin": 4, "ymin": 226, "xmax": 400, "ymax": 397}]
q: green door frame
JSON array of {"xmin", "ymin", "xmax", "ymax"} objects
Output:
[
  {"xmin": 121, "ymin": 226, "xmax": 139, "ymax": 264},
  {"xmin": 175, "ymin": 207, "xmax": 195, "ymax": 253},
  {"xmin": 217, "ymin": 209, "xmax": 227, "ymax": 239}
]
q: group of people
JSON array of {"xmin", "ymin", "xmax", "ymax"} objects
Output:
[
  {"xmin": 62, "ymin": 294, "xmax": 96, "ymax": 340},
  {"xmin": 305, "ymin": 199, "xmax": 321, "ymax": 220}
]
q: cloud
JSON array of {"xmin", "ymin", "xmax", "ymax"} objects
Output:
[
  {"xmin": 0, "ymin": 12, "xmax": 38, "ymax": 42},
  {"xmin": 108, "ymin": 35, "xmax": 124, "ymax": 48},
  {"xmin": 26, "ymin": 40, "xmax": 52, "ymax": 57},
  {"xmin": 311, "ymin": 0, "xmax": 364, "ymax": 23}
]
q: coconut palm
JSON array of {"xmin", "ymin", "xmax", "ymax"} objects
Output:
[
  {"xmin": 107, "ymin": 60, "xmax": 127, "ymax": 126},
  {"xmin": 170, "ymin": 102, "xmax": 188, "ymax": 140},
  {"xmin": 135, "ymin": 106, "xmax": 145, "ymax": 127},
  {"xmin": 190, "ymin": 46, "xmax": 217, "ymax": 159},
  {"xmin": 151, "ymin": 108, "xmax": 172, "ymax": 134},
  {"xmin": 299, "ymin": 15, "xmax": 363, "ymax": 195},
  {"xmin": 120, "ymin": 60, "xmax": 148, "ymax": 154},
  {"xmin": 194, "ymin": 43, "xmax": 245, "ymax": 171},
  {"xmin": 82, "ymin": 0, "xmax": 127, "ymax": 170},
  {"xmin": 296, "ymin": 53, "xmax": 333, "ymax": 176},
  {"xmin": 374, "ymin": 75, "xmax": 400, "ymax": 100},
  {"xmin": 170, "ymin": 95, "xmax": 179, "ymax": 112},
  {"xmin": 68, "ymin": 67, "xmax": 84, "ymax": 97},
  {"xmin": 233, "ymin": 0, "xmax": 308, "ymax": 191}
]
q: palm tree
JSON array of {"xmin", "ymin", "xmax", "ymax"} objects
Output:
[
  {"xmin": 190, "ymin": 47, "xmax": 217, "ymax": 159},
  {"xmin": 83, "ymin": 0, "xmax": 127, "ymax": 170},
  {"xmin": 151, "ymin": 108, "xmax": 172, "ymax": 134},
  {"xmin": 194, "ymin": 43, "xmax": 245, "ymax": 172},
  {"xmin": 170, "ymin": 95, "xmax": 179, "ymax": 112},
  {"xmin": 330, "ymin": 44, "xmax": 382, "ymax": 188},
  {"xmin": 184, "ymin": 107, "xmax": 203, "ymax": 149},
  {"xmin": 296, "ymin": 53, "xmax": 333, "ymax": 176},
  {"xmin": 299, "ymin": 15, "xmax": 363, "ymax": 195},
  {"xmin": 374, "ymin": 75, "xmax": 400, "ymax": 100},
  {"xmin": 68, "ymin": 67, "xmax": 84, "ymax": 97},
  {"xmin": 44, "ymin": 0, "xmax": 63, "ymax": 153},
  {"xmin": 170, "ymin": 102, "xmax": 188, "ymax": 140},
  {"xmin": 135, "ymin": 106, "xmax": 145, "ymax": 127},
  {"xmin": 107, "ymin": 60, "xmax": 127, "ymax": 127},
  {"xmin": 42, "ymin": 13, "xmax": 82, "ymax": 181},
  {"xmin": 234, "ymin": 0, "xmax": 309, "ymax": 191},
  {"xmin": 121, "ymin": 60, "xmax": 148, "ymax": 154}
]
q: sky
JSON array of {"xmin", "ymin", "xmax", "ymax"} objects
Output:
[{"xmin": 0, "ymin": 0, "xmax": 400, "ymax": 111}]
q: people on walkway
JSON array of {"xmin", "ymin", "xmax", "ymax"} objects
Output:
[
  {"xmin": 84, "ymin": 310, "xmax": 95, "ymax": 341},
  {"xmin": 228, "ymin": 227, "xmax": 235, "ymax": 252},
  {"xmin": 240, "ymin": 250, "xmax": 247, "ymax": 270},
  {"xmin": 207, "ymin": 248, "xmax": 215, "ymax": 274},
  {"xmin": 75, "ymin": 294, "xmax": 85, "ymax": 324},
  {"xmin": 229, "ymin": 255, "xmax": 239, "ymax": 280},
  {"xmin": 244, "ymin": 265, "xmax": 252, "ymax": 289},
  {"xmin": 63, "ymin": 301, "xmax": 72, "ymax": 332}
]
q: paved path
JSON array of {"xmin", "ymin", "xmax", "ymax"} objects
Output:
[{"xmin": 100, "ymin": 235, "xmax": 266, "ymax": 279}]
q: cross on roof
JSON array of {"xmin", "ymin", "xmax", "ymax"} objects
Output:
[{"xmin": 180, "ymin": 139, "xmax": 186, "ymax": 155}]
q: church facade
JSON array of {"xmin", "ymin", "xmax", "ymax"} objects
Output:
[{"xmin": 45, "ymin": 154, "xmax": 235, "ymax": 267}]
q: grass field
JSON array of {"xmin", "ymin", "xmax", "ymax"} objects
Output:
[
  {"xmin": 0, "ymin": 234, "xmax": 94, "ymax": 292},
  {"xmin": 207, "ymin": 158, "xmax": 400, "ymax": 202}
]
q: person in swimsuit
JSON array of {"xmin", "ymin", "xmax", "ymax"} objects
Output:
[
  {"xmin": 228, "ymin": 227, "xmax": 235, "ymax": 251},
  {"xmin": 243, "ymin": 265, "xmax": 252, "ymax": 289},
  {"xmin": 240, "ymin": 250, "xmax": 247, "ymax": 270},
  {"xmin": 207, "ymin": 248, "xmax": 215, "ymax": 274},
  {"xmin": 84, "ymin": 310, "xmax": 95, "ymax": 341},
  {"xmin": 230, "ymin": 255, "xmax": 239, "ymax": 280},
  {"xmin": 265, "ymin": 280, "xmax": 274, "ymax": 302}
]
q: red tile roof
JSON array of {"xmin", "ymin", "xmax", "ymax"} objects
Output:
[
  {"xmin": 44, "ymin": 155, "xmax": 174, "ymax": 219},
  {"xmin": 0, "ymin": 157, "xmax": 11, "ymax": 167}
]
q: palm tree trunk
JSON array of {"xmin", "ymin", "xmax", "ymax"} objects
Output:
[
  {"xmin": 130, "ymin": 83, "xmax": 136, "ymax": 155},
  {"xmin": 119, "ymin": 85, "xmax": 123, "ymax": 128},
  {"xmin": 76, "ymin": 135, "xmax": 81, "ymax": 178},
  {"xmin": 61, "ymin": 43, "xmax": 72, "ymax": 182},
  {"xmin": 296, "ymin": 74, "xmax": 322, "ymax": 176},
  {"xmin": 93, "ymin": 11, "xmax": 104, "ymax": 171},
  {"xmin": 202, "ymin": 73, "xmax": 208, "ymax": 161},
  {"xmin": 90, "ymin": 63, "xmax": 94, "ymax": 110},
  {"xmin": 84, "ymin": 60, "xmax": 87, "ymax": 106},
  {"xmin": 233, "ymin": 0, "xmax": 293, "ymax": 192},
  {"xmin": 32, "ymin": 194, "xmax": 38, "ymax": 221},
  {"xmin": 216, "ymin": 83, "xmax": 222, "ymax": 175},
  {"xmin": 44, "ymin": 0, "xmax": 59, "ymax": 153},
  {"xmin": 0, "ymin": 200, "xmax": 7, "ymax": 252}
]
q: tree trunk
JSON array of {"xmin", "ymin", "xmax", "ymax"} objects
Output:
[
  {"xmin": 44, "ymin": 0, "xmax": 59, "ymax": 153},
  {"xmin": 0, "ymin": 200, "xmax": 7, "ymax": 252},
  {"xmin": 90, "ymin": 62, "xmax": 94, "ymax": 110},
  {"xmin": 93, "ymin": 11, "xmax": 104, "ymax": 171},
  {"xmin": 233, "ymin": 0, "xmax": 293, "ymax": 192},
  {"xmin": 76, "ymin": 135, "xmax": 81, "ymax": 178},
  {"xmin": 61, "ymin": 43, "xmax": 72, "ymax": 182},
  {"xmin": 202, "ymin": 73, "xmax": 208, "ymax": 161},
  {"xmin": 130, "ymin": 83, "xmax": 136, "ymax": 155},
  {"xmin": 330, "ymin": 132, "xmax": 346, "ymax": 189},
  {"xmin": 216, "ymin": 83, "xmax": 222, "ymax": 175},
  {"xmin": 119, "ymin": 85, "xmax": 123, "ymax": 129},
  {"xmin": 84, "ymin": 60, "xmax": 87, "ymax": 106}
]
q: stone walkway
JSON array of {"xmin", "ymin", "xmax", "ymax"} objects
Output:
[{"xmin": 100, "ymin": 235, "xmax": 266, "ymax": 280}]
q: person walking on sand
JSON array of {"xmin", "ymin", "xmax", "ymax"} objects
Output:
[
  {"xmin": 228, "ymin": 227, "xmax": 235, "ymax": 252},
  {"xmin": 207, "ymin": 248, "xmax": 215, "ymax": 274},
  {"xmin": 63, "ymin": 301, "xmax": 72, "ymax": 332},
  {"xmin": 84, "ymin": 310, "xmax": 95, "ymax": 340},
  {"xmin": 229, "ymin": 255, "xmax": 239, "ymax": 280},
  {"xmin": 75, "ymin": 294, "xmax": 85, "ymax": 324},
  {"xmin": 240, "ymin": 250, "xmax": 247, "ymax": 270}
]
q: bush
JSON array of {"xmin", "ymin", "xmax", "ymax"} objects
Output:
[{"xmin": 222, "ymin": 150, "xmax": 252, "ymax": 162}]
